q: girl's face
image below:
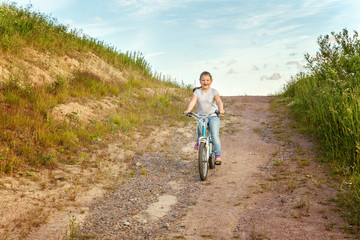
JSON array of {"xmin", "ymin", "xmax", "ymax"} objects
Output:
[{"xmin": 200, "ymin": 74, "xmax": 212, "ymax": 91}]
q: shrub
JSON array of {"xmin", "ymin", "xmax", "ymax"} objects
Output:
[{"xmin": 282, "ymin": 29, "xmax": 360, "ymax": 231}]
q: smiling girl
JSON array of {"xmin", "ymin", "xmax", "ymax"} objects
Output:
[{"xmin": 183, "ymin": 71, "xmax": 225, "ymax": 164}]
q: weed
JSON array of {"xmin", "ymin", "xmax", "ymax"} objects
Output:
[
  {"xmin": 139, "ymin": 168, "xmax": 147, "ymax": 175},
  {"xmin": 286, "ymin": 180, "xmax": 297, "ymax": 192},
  {"xmin": 290, "ymin": 211, "xmax": 300, "ymax": 219},
  {"xmin": 325, "ymin": 222, "xmax": 337, "ymax": 231},
  {"xmin": 252, "ymin": 128, "xmax": 262, "ymax": 135},
  {"xmin": 64, "ymin": 217, "xmax": 81, "ymax": 240},
  {"xmin": 250, "ymin": 230, "xmax": 270, "ymax": 240},
  {"xmin": 293, "ymin": 198, "xmax": 308, "ymax": 209},
  {"xmin": 200, "ymin": 234, "xmax": 214, "ymax": 238},
  {"xmin": 298, "ymin": 158, "xmax": 310, "ymax": 167},
  {"xmin": 128, "ymin": 170, "xmax": 136, "ymax": 178},
  {"xmin": 273, "ymin": 159, "xmax": 283, "ymax": 166}
]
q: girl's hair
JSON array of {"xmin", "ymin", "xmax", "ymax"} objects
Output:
[
  {"xmin": 192, "ymin": 86, "xmax": 201, "ymax": 92},
  {"xmin": 199, "ymin": 71, "xmax": 212, "ymax": 80},
  {"xmin": 193, "ymin": 71, "xmax": 212, "ymax": 92}
]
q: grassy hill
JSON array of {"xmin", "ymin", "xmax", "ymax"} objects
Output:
[
  {"xmin": 0, "ymin": 3, "xmax": 194, "ymax": 238},
  {"xmin": 0, "ymin": 3, "xmax": 191, "ymax": 174}
]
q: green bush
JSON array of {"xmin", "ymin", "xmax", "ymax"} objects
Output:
[{"xmin": 282, "ymin": 29, "xmax": 360, "ymax": 231}]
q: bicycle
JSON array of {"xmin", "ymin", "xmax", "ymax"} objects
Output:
[{"xmin": 184, "ymin": 110, "xmax": 219, "ymax": 181}]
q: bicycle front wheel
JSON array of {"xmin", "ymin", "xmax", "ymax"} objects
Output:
[
  {"xmin": 209, "ymin": 142, "xmax": 215, "ymax": 169},
  {"xmin": 198, "ymin": 142, "xmax": 208, "ymax": 181}
]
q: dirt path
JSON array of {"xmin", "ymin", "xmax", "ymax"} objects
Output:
[
  {"xmin": 76, "ymin": 96, "xmax": 354, "ymax": 240},
  {"xmin": 171, "ymin": 96, "xmax": 350, "ymax": 239},
  {"xmin": 176, "ymin": 96, "xmax": 277, "ymax": 239}
]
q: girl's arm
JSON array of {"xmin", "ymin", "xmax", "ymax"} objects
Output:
[
  {"xmin": 214, "ymin": 94, "xmax": 225, "ymax": 114},
  {"xmin": 184, "ymin": 95, "xmax": 197, "ymax": 114}
]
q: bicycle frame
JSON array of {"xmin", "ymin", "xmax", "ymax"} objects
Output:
[
  {"xmin": 187, "ymin": 112, "xmax": 218, "ymax": 161},
  {"xmin": 184, "ymin": 111, "xmax": 219, "ymax": 180}
]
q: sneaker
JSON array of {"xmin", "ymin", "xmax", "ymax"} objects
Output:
[
  {"xmin": 194, "ymin": 140, "xmax": 199, "ymax": 150},
  {"xmin": 215, "ymin": 155, "xmax": 222, "ymax": 165}
]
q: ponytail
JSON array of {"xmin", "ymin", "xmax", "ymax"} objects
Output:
[{"xmin": 192, "ymin": 87, "xmax": 201, "ymax": 92}]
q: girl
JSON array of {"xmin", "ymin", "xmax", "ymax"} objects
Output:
[{"xmin": 183, "ymin": 71, "xmax": 225, "ymax": 164}]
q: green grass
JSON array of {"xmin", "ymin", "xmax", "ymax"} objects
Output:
[
  {"xmin": 282, "ymin": 28, "xmax": 360, "ymax": 234},
  {"xmin": 0, "ymin": 70, "xmax": 190, "ymax": 173},
  {"xmin": 0, "ymin": 3, "xmax": 151, "ymax": 76},
  {"xmin": 0, "ymin": 3, "xmax": 193, "ymax": 174}
]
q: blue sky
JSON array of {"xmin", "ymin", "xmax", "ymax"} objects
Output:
[{"xmin": 6, "ymin": 0, "xmax": 360, "ymax": 95}]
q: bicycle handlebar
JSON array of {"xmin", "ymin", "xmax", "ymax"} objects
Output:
[{"xmin": 183, "ymin": 110, "xmax": 220, "ymax": 119}]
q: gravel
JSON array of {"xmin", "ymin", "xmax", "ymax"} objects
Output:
[{"xmin": 80, "ymin": 132, "xmax": 208, "ymax": 239}]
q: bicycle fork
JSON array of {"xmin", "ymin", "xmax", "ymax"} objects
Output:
[{"xmin": 198, "ymin": 123, "xmax": 210, "ymax": 162}]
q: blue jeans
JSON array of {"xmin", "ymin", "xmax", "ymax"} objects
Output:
[{"xmin": 197, "ymin": 116, "xmax": 221, "ymax": 156}]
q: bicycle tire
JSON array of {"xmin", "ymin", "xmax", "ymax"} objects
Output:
[
  {"xmin": 198, "ymin": 142, "xmax": 208, "ymax": 181},
  {"xmin": 209, "ymin": 142, "xmax": 215, "ymax": 169}
]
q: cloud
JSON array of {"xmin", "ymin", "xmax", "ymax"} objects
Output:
[
  {"xmin": 253, "ymin": 65, "xmax": 259, "ymax": 71},
  {"xmin": 112, "ymin": 0, "xmax": 185, "ymax": 18},
  {"xmin": 75, "ymin": 21, "xmax": 132, "ymax": 38},
  {"xmin": 261, "ymin": 24, "xmax": 303, "ymax": 37},
  {"xmin": 227, "ymin": 59, "xmax": 237, "ymax": 66},
  {"xmin": 269, "ymin": 73, "xmax": 281, "ymax": 80},
  {"xmin": 226, "ymin": 68, "xmax": 237, "ymax": 75},
  {"xmin": 63, "ymin": 19, "xmax": 74, "ymax": 25},
  {"xmin": 286, "ymin": 43, "xmax": 297, "ymax": 49},
  {"xmin": 261, "ymin": 73, "xmax": 281, "ymax": 81},
  {"xmin": 145, "ymin": 51, "xmax": 166, "ymax": 58},
  {"xmin": 286, "ymin": 60, "xmax": 303, "ymax": 69},
  {"xmin": 194, "ymin": 43, "xmax": 205, "ymax": 48},
  {"xmin": 13, "ymin": 0, "xmax": 74, "ymax": 13},
  {"xmin": 196, "ymin": 19, "xmax": 213, "ymax": 29}
]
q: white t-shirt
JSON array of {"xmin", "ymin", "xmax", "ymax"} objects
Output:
[{"xmin": 193, "ymin": 88, "xmax": 219, "ymax": 115}]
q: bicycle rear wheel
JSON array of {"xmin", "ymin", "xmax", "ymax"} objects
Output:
[
  {"xmin": 209, "ymin": 142, "xmax": 215, "ymax": 169},
  {"xmin": 198, "ymin": 142, "xmax": 208, "ymax": 181}
]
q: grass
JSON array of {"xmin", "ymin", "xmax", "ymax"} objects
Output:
[
  {"xmin": 0, "ymin": 3, "xmax": 153, "ymax": 76},
  {"xmin": 0, "ymin": 72, "xmax": 185, "ymax": 173},
  {"xmin": 0, "ymin": 3, "xmax": 192, "ymax": 175},
  {"xmin": 281, "ymin": 29, "xmax": 360, "ymax": 234},
  {"xmin": 250, "ymin": 230, "xmax": 270, "ymax": 240},
  {"xmin": 64, "ymin": 217, "xmax": 81, "ymax": 240}
]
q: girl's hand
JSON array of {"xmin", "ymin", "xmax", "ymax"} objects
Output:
[{"xmin": 219, "ymin": 109, "xmax": 225, "ymax": 114}]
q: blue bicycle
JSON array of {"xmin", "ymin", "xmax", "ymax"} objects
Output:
[{"xmin": 185, "ymin": 111, "xmax": 219, "ymax": 181}]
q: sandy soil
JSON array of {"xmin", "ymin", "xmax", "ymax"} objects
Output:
[{"xmin": 0, "ymin": 48, "xmax": 126, "ymax": 85}]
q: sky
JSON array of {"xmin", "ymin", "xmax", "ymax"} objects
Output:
[{"xmin": 4, "ymin": 0, "xmax": 360, "ymax": 96}]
